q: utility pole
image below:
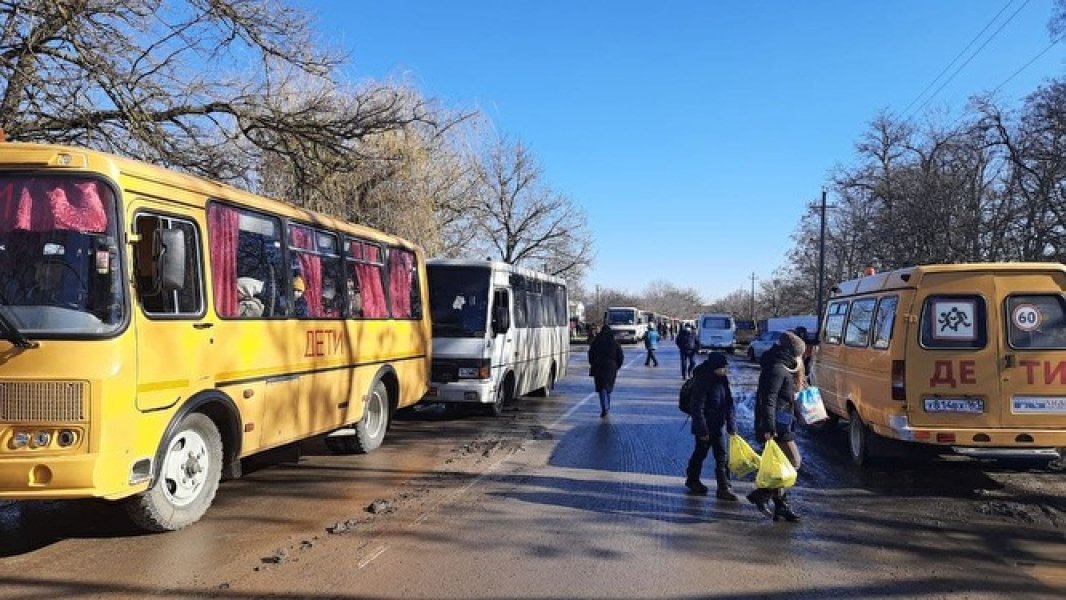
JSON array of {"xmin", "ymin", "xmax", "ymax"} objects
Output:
[
  {"xmin": 815, "ymin": 188, "xmax": 829, "ymax": 318},
  {"xmin": 749, "ymin": 272, "xmax": 756, "ymax": 321}
]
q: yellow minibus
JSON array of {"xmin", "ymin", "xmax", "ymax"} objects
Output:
[
  {"xmin": 0, "ymin": 141, "xmax": 430, "ymax": 530},
  {"xmin": 813, "ymin": 263, "xmax": 1066, "ymax": 466}
]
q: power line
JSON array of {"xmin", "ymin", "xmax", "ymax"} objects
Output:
[
  {"xmin": 899, "ymin": 0, "xmax": 1017, "ymax": 117},
  {"xmin": 990, "ymin": 35, "xmax": 1066, "ymax": 96},
  {"xmin": 908, "ymin": 0, "xmax": 1034, "ymax": 119}
]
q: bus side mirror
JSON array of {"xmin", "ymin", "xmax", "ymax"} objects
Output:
[
  {"xmin": 155, "ymin": 228, "xmax": 186, "ymax": 291},
  {"xmin": 492, "ymin": 306, "xmax": 510, "ymax": 335}
]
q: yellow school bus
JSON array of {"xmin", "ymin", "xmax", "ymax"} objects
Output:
[
  {"xmin": 0, "ymin": 141, "xmax": 431, "ymax": 530},
  {"xmin": 813, "ymin": 263, "xmax": 1066, "ymax": 466}
]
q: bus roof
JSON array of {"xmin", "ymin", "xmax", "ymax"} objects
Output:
[
  {"xmin": 426, "ymin": 258, "xmax": 566, "ymax": 285},
  {"xmin": 0, "ymin": 141, "xmax": 420, "ymax": 252},
  {"xmin": 831, "ymin": 262, "xmax": 1066, "ymax": 297}
]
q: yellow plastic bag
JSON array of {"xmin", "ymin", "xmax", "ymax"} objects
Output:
[
  {"xmin": 755, "ymin": 439, "xmax": 798, "ymax": 489},
  {"xmin": 728, "ymin": 434, "xmax": 761, "ymax": 478}
]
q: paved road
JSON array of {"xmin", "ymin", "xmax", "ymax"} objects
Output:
[{"xmin": 0, "ymin": 344, "xmax": 1063, "ymax": 599}]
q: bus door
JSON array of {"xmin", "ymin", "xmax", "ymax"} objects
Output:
[
  {"xmin": 906, "ymin": 274, "xmax": 1000, "ymax": 429},
  {"xmin": 491, "ymin": 288, "xmax": 514, "ymax": 396},
  {"xmin": 131, "ymin": 207, "xmax": 215, "ymax": 414},
  {"xmin": 996, "ymin": 272, "xmax": 1066, "ymax": 430}
]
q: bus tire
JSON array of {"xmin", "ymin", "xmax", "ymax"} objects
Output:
[
  {"xmin": 848, "ymin": 407, "xmax": 875, "ymax": 466},
  {"xmin": 486, "ymin": 377, "xmax": 510, "ymax": 417},
  {"xmin": 124, "ymin": 412, "xmax": 222, "ymax": 532},
  {"xmin": 532, "ymin": 365, "xmax": 557, "ymax": 397},
  {"xmin": 353, "ymin": 379, "xmax": 390, "ymax": 453}
]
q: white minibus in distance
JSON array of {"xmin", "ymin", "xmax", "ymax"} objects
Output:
[{"xmin": 605, "ymin": 306, "xmax": 646, "ymax": 343}]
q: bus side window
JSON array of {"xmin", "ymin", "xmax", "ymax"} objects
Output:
[
  {"xmin": 824, "ymin": 301, "xmax": 848, "ymax": 345},
  {"xmin": 871, "ymin": 296, "xmax": 898, "ymax": 349}
]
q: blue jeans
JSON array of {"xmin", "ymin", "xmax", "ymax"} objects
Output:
[{"xmin": 598, "ymin": 390, "xmax": 611, "ymax": 413}]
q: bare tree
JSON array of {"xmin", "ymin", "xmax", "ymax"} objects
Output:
[
  {"xmin": 0, "ymin": 0, "xmax": 440, "ymax": 197},
  {"xmin": 470, "ymin": 136, "xmax": 593, "ymax": 281},
  {"xmin": 640, "ymin": 280, "xmax": 705, "ymax": 319}
]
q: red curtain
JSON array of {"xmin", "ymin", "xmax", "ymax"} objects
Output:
[
  {"xmin": 289, "ymin": 226, "xmax": 322, "ymax": 318},
  {"xmin": 355, "ymin": 262, "xmax": 388, "ymax": 318},
  {"xmin": 208, "ymin": 204, "xmax": 239, "ymax": 317},
  {"xmin": 388, "ymin": 249, "xmax": 414, "ymax": 318},
  {"xmin": 0, "ymin": 178, "xmax": 108, "ymax": 233}
]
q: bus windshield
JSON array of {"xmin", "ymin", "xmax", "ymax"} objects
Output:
[
  {"xmin": 607, "ymin": 309, "xmax": 637, "ymax": 325},
  {"xmin": 0, "ymin": 175, "xmax": 124, "ymax": 335},
  {"xmin": 428, "ymin": 265, "xmax": 490, "ymax": 338}
]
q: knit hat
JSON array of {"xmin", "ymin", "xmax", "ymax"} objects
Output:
[
  {"xmin": 705, "ymin": 352, "xmax": 729, "ymax": 370},
  {"xmin": 293, "ymin": 276, "xmax": 306, "ymax": 293},
  {"xmin": 778, "ymin": 331, "xmax": 806, "ymax": 358}
]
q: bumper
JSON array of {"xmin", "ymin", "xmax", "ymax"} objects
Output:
[
  {"xmin": 424, "ymin": 380, "xmax": 494, "ymax": 404},
  {"xmin": 0, "ymin": 453, "xmax": 134, "ymax": 500},
  {"xmin": 876, "ymin": 415, "xmax": 1066, "ymax": 448}
]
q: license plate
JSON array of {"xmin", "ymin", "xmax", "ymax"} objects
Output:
[
  {"xmin": 924, "ymin": 398, "xmax": 983, "ymax": 413},
  {"xmin": 1012, "ymin": 396, "xmax": 1066, "ymax": 414}
]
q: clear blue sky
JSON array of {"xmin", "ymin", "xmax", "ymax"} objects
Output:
[{"xmin": 303, "ymin": 0, "xmax": 1062, "ymax": 303}]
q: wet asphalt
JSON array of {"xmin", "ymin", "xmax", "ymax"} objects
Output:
[{"xmin": 0, "ymin": 344, "xmax": 1062, "ymax": 599}]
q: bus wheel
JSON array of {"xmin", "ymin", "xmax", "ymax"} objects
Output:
[
  {"xmin": 353, "ymin": 379, "xmax": 390, "ymax": 453},
  {"xmin": 124, "ymin": 413, "xmax": 222, "ymax": 532},
  {"xmin": 486, "ymin": 379, "xmax": 509, "ymax": 417},
  {"xmin": 848, "ymin": 408, "xmax": 875, "ymax": 466},
  {"xmin": 533, "ymin": 366, "xmax": 556, "ymax": 397}
]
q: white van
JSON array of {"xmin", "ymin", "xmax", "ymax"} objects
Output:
[{"xmin": 697, "ymin": 313, "xmax": 736, "ymax": 354}]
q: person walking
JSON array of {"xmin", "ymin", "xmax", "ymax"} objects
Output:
[
  {"xmin": 588, "ymin": 325, "xmax": 624, "ymax": 418},
  {"xmin": 676, "ymin": 323, "xmax": 698, "ymax": 379},
  {"xmin": 747, "ymin": 331, "xmax": 806, "ymax": 522},
  {"xmin": 684, "ymin": 352, "xmax": 739, "ymax": 500},
  {"xmin": 643, "ymin": 322, "xmax": 660, "ymax": 366}
]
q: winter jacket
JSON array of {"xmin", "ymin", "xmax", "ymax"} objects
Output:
[
  {"xmin": 644, "ymin": 328, "xmax": 660, "ymax": 350},
  {"xmin": 588, "ymin": 329, "xmax": 624, "ymax": 393},
  {"xmin": 689, "ymin": 365, "xmax": 737, "ymax": 438},
  {"xmin": 675, "ymin": 328, "xmax": 697, "ymax": 353},
  {"xmin": 754, "ymin": 344, "xmax": 800, "ymax": 437}
]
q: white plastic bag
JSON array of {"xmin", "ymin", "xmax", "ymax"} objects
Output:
[{"xmin": 796, "ymin": 386, "xmax": 829, "ymax": 425}]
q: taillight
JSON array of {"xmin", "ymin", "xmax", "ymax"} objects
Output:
[{"xmin": 891, "ymin": 360, "xmax": 906, "ymax": 401}]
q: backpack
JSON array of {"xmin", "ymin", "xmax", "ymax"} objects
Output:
[
  {"xmin": 678, "ymin": 362, "xmax": 707, "ymax": 415},
  {"xmin": 678, "ymin": 378, "xmax": 696, "ymax": 415}
]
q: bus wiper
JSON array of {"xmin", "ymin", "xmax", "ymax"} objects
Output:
[{"xmin": 0, "ymin": 307, "xmax": 38, "ymax": 349}]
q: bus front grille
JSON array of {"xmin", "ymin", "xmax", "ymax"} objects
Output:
[{"xmin": 0, "ymin": 381, "xmax": 87, "ymax": 422}]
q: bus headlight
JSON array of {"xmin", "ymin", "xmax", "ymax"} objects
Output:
[
  {"xmin": 57, "ymin": 430, "xmax": 78, "ymax": 447},
  {"xmin": 33, "ymin": 430, "xmax": 51, "ymax": 447},
  {"xmin": 11, "ymin": 431, "xmax": 30, "ymax": 448}
]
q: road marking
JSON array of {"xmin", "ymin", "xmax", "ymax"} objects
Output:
[{"xmin": 358, "ymin": 545, "xmax": 388, "ymax": 569}]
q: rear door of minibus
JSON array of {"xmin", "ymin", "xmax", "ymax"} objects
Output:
[
  {"xmin": 905, "ymin": 272, "xmax": 1002, "ymax": 430},
  {"xmin": 996, "ymin": 269, "xmax": 1066, "ymax": 430}
]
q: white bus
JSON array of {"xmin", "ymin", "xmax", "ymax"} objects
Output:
[
  {"xmin": 424, "ymin": 260, "xmax": 569, "ymax": 415},
  {"xmin": 605, "ymin": 306, "xmax": 647, "ymax": 343}
]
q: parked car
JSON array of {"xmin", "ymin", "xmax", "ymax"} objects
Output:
[{"xmin": 747, "ymin": 330, "xmax": 784, "ymax": 362}]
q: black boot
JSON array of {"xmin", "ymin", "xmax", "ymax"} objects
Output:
[
  {"xmin": 685, "ymin": 478, "xmax": 709, "ymax": 495},
  {"xmin": 772, "ymin": 493, "xmax": 801, "ymax": 523},
  {"xmin": 746, "ymin": 488, "xmax": 772, "ymax": 516},
  {"xmin": 715, "ymin": 470, "xmax": 738, "ymax": 501}
]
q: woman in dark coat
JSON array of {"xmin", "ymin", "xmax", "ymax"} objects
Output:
[
  {"xmin": 747, "ymin": 331, "xmax": 806, "ymax": 522},
  {"xmin": 588, "ymin": 325, "xmax": 624, "ymax": 417}
]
